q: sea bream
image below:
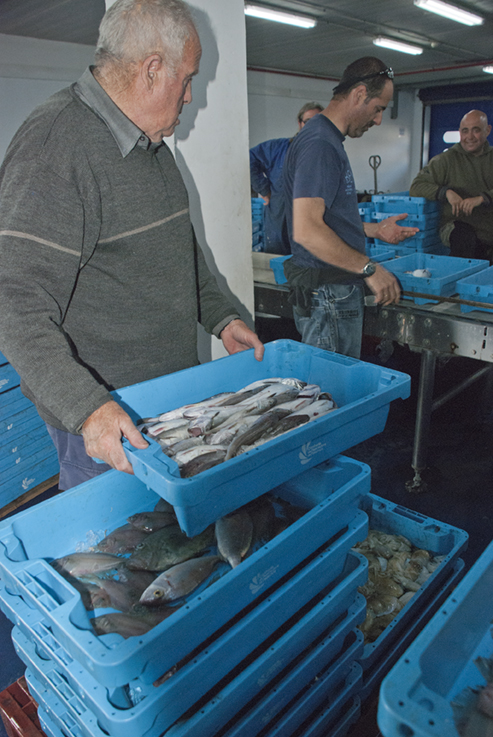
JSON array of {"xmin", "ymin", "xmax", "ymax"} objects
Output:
[
  {"xmin": 215, "ymin": 510, "xmax": 253, "ymax": 568},
  {"xmin": 126, "ymin": 524, "xmax": 215, "ymax": 572},
  {"xmin": 139, "ymin": 555, "xmax": 223, "ymax": 605}
]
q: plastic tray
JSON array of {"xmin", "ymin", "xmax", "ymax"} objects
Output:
[
  {"xmin": 358, "ymin": 493, "xmax": 468, "ymax": 673},
  {"xmin": 10, "ymin": 555, "xmax": 367, "ymax": 737},
  {"xmin": 359, "ymin": 203, "xmax": 375, "ymax": 222},
  {"xmin": 114, "ymin": 339, "xmax": 410, "ymax": 535},
  {"xmin": 0, "ymin": 455, "xmax": 369, "ymax": 687},
  {"xmin": 19, "ymin": 554, "xmax": 367, "ymax": 737},
  {"xmin": 381, "ymin": 252, "xmax": 489, "ymax": 304},
  {"xmin": 0, "ymin": 363, "xmax": 20, "ymax": 394},
  {"xmin": 374, "ymin": 230, "xmax": 441, "ymax": 250},
  {"xmin": 378, "ymin": 539, "xmax": 493, "ymax": 737},
  {"xmin": 0, "ymin": 387, "xmax": 33, "ymax": 421},
  {"xmin": 269, "ymin": 255, "xmax": 291, "ymax": 284},
  {"xmin": 0, "ymin": 454, "xmax": 59, "ymax": 510},
  {"xmin": 372, "ymin": 210, "xmax": 440, "ymax": 230},
  {"xmin": 359, "ymin": 558, "xmax": 465, "ymax": 704},
  {"xmin": 365, "ymin": 244, "xmax": 396, "ymax": 263},
  {"xmin": 263, "ymin": 662, "xmax": 363, "ymax": 737},
  {"xmin": 456, "ymin": 264, "xmax": 493, "ymax": 313},
  {"xmin": 371, "ymin": 194, "xmax": 440, "ymax": 215}
]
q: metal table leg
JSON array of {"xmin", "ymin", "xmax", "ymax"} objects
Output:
[{"xmin": 406, "ymin": 349, "xmax": 437, "ymax": 493}]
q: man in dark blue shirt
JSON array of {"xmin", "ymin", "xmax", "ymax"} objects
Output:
[
  {"xmin": 283, "ymin": 57, "xmax": 418, "ymax": 358},
  {"xmin": 250, "ymin": 102, "xmax": 323, "ymax": 254}
]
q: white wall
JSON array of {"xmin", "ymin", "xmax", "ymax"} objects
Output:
[
  {"xmin": 175, "ymin": 0, "xmax": 254, "ymax": 362},
  {"xmin": 247, "ymin": 69, "xmax": 424, "ymax": 195},
  {"xmin": 0, "ymin": 34, "xmax": 95, "ymax": 162}
]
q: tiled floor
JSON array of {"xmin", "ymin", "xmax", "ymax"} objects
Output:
[{"xmin": 0, "ymin": 337, "xmax": 492, "ymax": 737}]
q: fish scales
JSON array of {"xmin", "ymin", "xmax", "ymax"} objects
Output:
[
  {"xmin": 126, "ymin": 524, "xmax": 216, "ymax": 572},
  {"xmin": 216, "ymin": 511, "xmax": 253, "ymax": 568},
  {"xmin": 139, "ymin": 555, "xmax": 223, "ymax": 605}
]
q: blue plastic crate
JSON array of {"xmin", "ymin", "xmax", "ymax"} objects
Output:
[
  {"xmin": 114, "ymin": 339, "xmax": 410, "ymax": 535},
  {"xmin": 372, "ymin": 210, "xmax": 440, "ymax": 230},
  {"xmin": 378, "ymin": 539, "xmax": 493, "ymax": 737},
  {"xmin": 381, "ymin": 252, "xmax": 489, "ymax": 304},
  {"xmin": 374, "ymin": 229, "xmax": 441, "ymax": 250},
  {"xmin": 0, "ymin": 454, "xmax": 59, "ymax": 509},
  {"xmin": 365, "ymin": 244, "xmax": 396, "ymax": 263},
  {"xmin": 358, "ymin": 202, "xmax": 375, "ymax": 222},
  {"xmin": 264, "ymin": 662, "xmax": 363, "ymax": 737},
  {"xmin": 269, "ymin": 255, "xmax": 291, "ymax": 284},
  {"xmin": 18, "ymin": 554, "xmax": 367, "ymax": 737},
  {"xmin": 371, "ymin": 193, "xmax": 440, "ymax": 215},
  {"xmin": 221, "ymin": 614, "xmax": 365, "ymax": 737},
  {"xmin": 358, "ymin": 494, "xmax": 468, "ymax": 675},
  {"xmin": 0, "ymin": 455, "xmax": 369, "ymax": 687},
  {"xmin": 359, "ymin": 558, "xmax": 465, "ymax": 704},
  {"xmin": 0, "ymin": 362, "xmax": 20, "ymax": 394},
  {"xmin": 0, "ymin": 405, "xmax": 45, "ymax": 442},
  {"xmin": 456, "ymin": 264, "xmax": 493, "ymax": 313},
  {"xmin": 0, "ymin": 387, "xmax": 33, "ymax": 421}
]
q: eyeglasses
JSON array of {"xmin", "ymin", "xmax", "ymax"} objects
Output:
[{"xmin": 333, "ymin": 67, "xmax": 394, "ymax": 94}]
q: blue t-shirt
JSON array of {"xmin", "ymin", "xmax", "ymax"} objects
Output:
[{"xmin": 283, "ymin": 115, "xmax": 365, "ymax": 270}]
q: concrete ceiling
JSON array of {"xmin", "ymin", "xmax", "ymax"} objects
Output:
[{"xmin": 1, "ymin": 0, "xmax": 492, "ymax": 88}]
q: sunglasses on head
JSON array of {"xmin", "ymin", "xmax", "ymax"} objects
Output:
[{"xmin": 333, "ymin": 67, "xmax": 394, "ymax": 94}]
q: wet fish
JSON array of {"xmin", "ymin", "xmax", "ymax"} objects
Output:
[
  {"xmin": 66, "ymin": 577, "xmax": 112, "ymax": 611},
  {"xmin": 91, "ymin": 608, "xmax": 175, "ymax": 638},
  {"xmin": 94, "ymin": 524, "xmax": 150, "ymax": 555},
  {"xmin": 155, "ymin": 393, "xmax": 235, "ymax": 423},
  {"xmin": 147, "ymin": 419, "xmax": 189, "ymax": 438},
  {"xmin": 90, "ymin": 575, "xmax": 156, "ymax": 612},
  {"xmin": 139, "ymin": 555, "xmax": 222, "ymax": 605},
  {"xmin": 180, "ymin": 449, "xmax": 227, "ymax": 478},
  {"xmin": 163, "ymin": 437, "xmax": 205, "ymax": 457},
  {"xmin": 174, "ymin": 445, "xmax": 226, "ymax": 468},
  {"xmin": 205, "ymin": 414, "xmax": 259, "ymax": 447},
  {"xmin": 52, "ymin": 552, "xmax": 123, "ymax": 578},
  {"xmin": 154, "ymin": 498, "xmax": 175, "ymax": 514},
  {"xmin": 127, "ymin": 511, "xmax": 177, "ymax": 533},
  {"xmin": 269, "ymin": 399, "xmax": 336, "ymax": 438},
  {"xmin": 225, "ymin": 408, "xmax": 287, "ymax": 461},
  {"xmin": 246, "ymin": 497, "xmax": 277, "ymax": 551},
  {"xmin": 126, "ymin": 524, "xmax": 215, "ymax": 571},
  {"xmin": 216, "ymin": 510, "xmax": 253, "ymax": 568}
]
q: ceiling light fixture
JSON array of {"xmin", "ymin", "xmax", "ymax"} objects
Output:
[
  {"xmin": 373, "ymin": 37, "xmax": 424, "ymax": 55},
  {"xmin": 414, "ymin": 0, "xmax": 483, "ymax": 26},
  {"xmin": 244, "ymin": 4, "xmax": 317, "ymax": 28},
  {"xmin": 483, "ymin": 66, "xmax": 493, "ymax": 74}
]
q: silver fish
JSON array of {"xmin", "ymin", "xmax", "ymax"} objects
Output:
[
  {"xmin": 147, "ymin": 419, "xmax": 189, "ymax": 438},
  {"xmin": 225, "ymin": 408, "xmax": 288, "ymax": 461},
  {"xmin": 94, "ymin": 524, "xmax": 149, "ymax": 555},
  {"xmin": 180, "ymin": 449, "xmax": 227, "ymax": 478},
  {"xmin": 159, "ymin": 393, "xmax": 235, "ymax": 422},
  {"xmin": 205, "ymin": 415, "xmax": 259, "ymax": 446},
  {"xmin": 127, "ymin": 511, "xmax": 177, "ymax": 533},
  {"xmin": 139, "ymin": 555, "xmax": 222, "ymax": 605},
  {"xmin": 126, "ymin": 524, "xmax": 215, "ymax": 572},
  {"xmin": 216, "ymin": 511, "xmax": 253, "ymax": 568},
  {"xmin": 52, "ymin": 552, "xmax": 123, "ymax": 578},
  {"xmin": 163, "ymin": 437, "xmax": 205, "ymax": 457},
  {"xmin": 269, "ymin": 398, "xmax": 337, "ymax": 438},
  {"xmin": 174, "ymin": 445, "xmax": 227, "ymax": 467},
  {"xmin": 91, "ymin": 608, "xmax": 175, "ymax": 638}
]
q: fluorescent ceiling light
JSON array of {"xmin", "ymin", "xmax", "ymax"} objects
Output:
[
  {"xmin": 244, "ymin": 4, "xmax": 317, "ymax": 28},
  {"xmin": 483, "ymin": 66, "xmax": 493, "ymax": 74},
  {"xmin": 414, "ymin": 0, "xmax": 483, "ymax": 26},
  {"xmin": 373, "ymin": 37, "xmax": 423, "ymax": 55}
]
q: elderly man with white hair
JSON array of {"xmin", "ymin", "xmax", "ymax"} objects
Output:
[{"xmin": 0, "ymin": 0, "xmax": 263, "ymax": 489}]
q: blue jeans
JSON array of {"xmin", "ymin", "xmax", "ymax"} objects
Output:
[
  {"xmin": 45, "ymin": 424, "xmax": 112, "ymax": 491},
  {"xmin": 293, "ymin": 282, "xmax": 365, "ymax": 359}
]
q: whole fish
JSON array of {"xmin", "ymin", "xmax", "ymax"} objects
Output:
[
  {"xmin": 127, "ymin": 511, "xmax": 177, "ymax": 533},
  {"xmin": 174, "ymin": 445, "xmax": 227, "ymax": 467},
  {"xmin": 245, "ymin": 497, "xmax": 277, "ymax": 551},
  {"xmin": 90, "ymin": 574, "xmax": 156, "ymax": 612},
  {"xmin": 139, "ymin": 555, "xmax": 222, "ymax": 606},
  {"xmin": 155, "ymin": 393, "xmax": 235, "ymax": 423},
  {"xmin": 67, "ymin": 578, "xmax": 112, "ymax": 611},
  {"xmin": 187, "ymin": 410, "xmax": 220, "ymax": 436},
  {"xmin": 52, "ymin": 552, "xmax": 123, "ymax": 578},
  {"xmin": 91, "ymin": 607, "xmax": 175, "ymax": 638},
  {"xmin": 205, "ymin": 414, "xmax": 259, "ymax": 447},
  {"xmin": 269, "ymin": 398, "xmax": 336, "ymax": 438},
  {"xmin": 147, "ymin": 419, "xmax": 189, "ymax": 438},
  {"xmin": 225, "ymin": 408, "xmax": 288, "ymax": 461},
  {"xmin": 126, "ymin": 524, "xmax": 215, "ymax": 571},
  {"xmin": 154, "ymin": 497, "xmax": 175, "ymax": 514},
  {"xmin": 94, "ymin": 524, "xmax": 150, "ymax": 555},
  {"xmin": 163, "ymin": 437, "xmax": 205, "ymax": 457},
  {"xmin": 216, "ymin": 510, "xmax": 253, "ymax": 568},
  {"xmin": 180, "ymin": 449, "xmax": 227, "ymax": 478}
]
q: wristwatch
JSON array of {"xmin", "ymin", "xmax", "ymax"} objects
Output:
[{"xmin": 361, "ymin": 259, "xmax": 377, "ymax": 277}]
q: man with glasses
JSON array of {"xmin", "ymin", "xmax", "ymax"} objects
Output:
[
  {"xmin": 250, "ymin": 102, "xmax": 323, "ymax": 254},
  {"xmin": 283, "ymin": 57, "xmax": 418, "ymax": 358}
]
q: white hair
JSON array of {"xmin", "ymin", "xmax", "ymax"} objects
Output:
[{"xmin": 95, "ymin": 0, "xmax": 197, "ymax": 78}]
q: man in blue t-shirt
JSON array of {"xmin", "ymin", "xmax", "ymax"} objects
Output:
[
  {"xmin": 283, "ymin": 57, "xmax": 418, "ymax": 358},
  {"xmin": 250, "ymin": 102, "xmax": 323, "ymax": 254}
]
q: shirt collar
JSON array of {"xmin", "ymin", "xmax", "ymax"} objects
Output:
[{"xmin": 74, "ymin": 67, "xmax": 158, "ymax": 157}]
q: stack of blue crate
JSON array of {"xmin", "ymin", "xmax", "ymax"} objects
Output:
[
  {"xmin": 359, "ymin": 202, "xmax": 375, "ymax": 253},
  {"xmin": 251, "ymin": 197, "xmax": 265, "ymax": 252},
  {"xmin": 371, "ymin": 192, "xmax": 444, "ymax": 256},
  {"xmin": 0, "ymin": 350, "xmax": 59, "ymax": 510},
  {"xmin": 0, "ymin": 341, "xmax": 468, "ymax": 736}
]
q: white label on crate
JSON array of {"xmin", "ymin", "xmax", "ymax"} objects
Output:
[
  {"xmin": 0, "ymin": 379, "xmax": 8, "ymax": 389},
  {"xmin": 22, "ymin": 477, "xmax": 35, "ymax": 490},
  {"xmin": 299, "ymin": 440, "xmax": 326, "ymax": 465},
  {"xmin": 249, "ymin": 565, "xmax": 279, "ymax": 595}
]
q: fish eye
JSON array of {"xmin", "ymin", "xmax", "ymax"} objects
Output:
[
  {"xmin": 136, "ymin": 543, "xmax": 145, "ymax": 550},
  {"xmin": 154, "ymin": 590, "xmax": 163, "ymax": 599}
]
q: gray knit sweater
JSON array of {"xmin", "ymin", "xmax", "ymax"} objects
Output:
[{"xmin": 0, "ymin": 69, "xmax": 238, "ymax": 433}]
